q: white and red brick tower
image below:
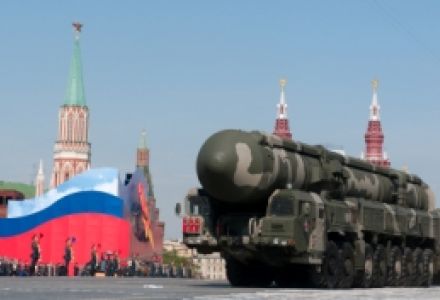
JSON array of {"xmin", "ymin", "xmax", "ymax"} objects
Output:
[
  {"xmin": 273, "ymin": 79, "xmax": 292, "ymax": 140},
  {"xmin": 51, "ymin": 23, "xmax": 91, "ymax": 187},
  {"xmin": 363, "ymin": 79, "xmax": 390, "ymax": 168}
]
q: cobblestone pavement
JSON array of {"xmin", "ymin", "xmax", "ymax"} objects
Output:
[{"xmin": 0, "ymin": 277, "xmax": 439, "ymax": 300}]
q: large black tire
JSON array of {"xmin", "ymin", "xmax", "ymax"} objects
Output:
[
  {"xmin": 401, "ymin": 247, "xmax": 414, "ymax": 286},
  {"xmin": 226, "ymin": 258, "xmax": 274, "ymax": 287},
  {"xmin": 226, "ymin": 258, "xmax": 253, "ymax": 287},
  {"xmin": 372, "ymin": 245, "xmax": 387, "ymax": 288},
  {"xmin": 361, "ymin": 243, "xmax": 374, "ymax": 288},
  {"xmin": 308, "ymin": 264, "xmax": 326, "ymax": 288},
  {"xmin": 308, "ymin": 240, "xmax": 342, "ymax": 288},
  {"xmin": 324, "ymin": 241, "xmax": 342, "ymax": 288},
  {"xmin": 422, "ymin": 249, "xmax": 434, "ymax": 287},
  {"xmin": 339, "ymin": 242, "xmax": 355, "ymax": 289},
  {"xmin": 387, "ymin": 246, "xmax": 402, "ymax": 287},
  {"xmin": 275, "ymin": 265, "xmax": 305, "ymax": 288},
  {"xmin": 413, "ymin": 248, "xmax": 424, "ymax": 286}
]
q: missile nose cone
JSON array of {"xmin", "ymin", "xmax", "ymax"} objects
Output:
[
  {"xmin": 196, "ymin": 129, "xmax": 268, "ymax": 204},
  {"xmin": 206, "ymin": 150, "xmax": 229, "ymax": 175},
  {"xmin": 197, "ymin": 131, "xmax": 237, "ymax": 191}
]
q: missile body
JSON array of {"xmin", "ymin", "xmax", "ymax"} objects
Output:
[{"xmin": 196, "ymin": 129, "xmax": 435, "ymax": 211}]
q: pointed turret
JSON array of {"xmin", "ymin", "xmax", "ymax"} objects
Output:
[
  {"xmin": 136, "ymin": 130, "xmax": 155, "ymax": 197},
  {"xmin": 277, "ymin": 79, "xmax": 288, "ymax": 119},
  {"xmin": 364, "ymin": 79, "xmax": 390, "ymax": 168},
  {"xmin": 137, "ymin": 130, "xmax": 149, "ymax": 168},
  {"xmin": 65, "ymin": 22, "xmax": 86, "ymax": 106},
  {"xmin": 273, "ymin": 79, "xmax": 293, "ymax": 140},
  {"xmin": 51, "ymin": 23, "xmax": 91, "ymax": 188},
  {"xmin": 138, "ymin": 129, "xmax": 148, "ymax": 150},
  {"xmin": 35, "ymin": 160, "xmax": 45, "ymax": 197},
  {"xmin": 369, "ymin": 79, "xmax": 380, "ymax": 121}
]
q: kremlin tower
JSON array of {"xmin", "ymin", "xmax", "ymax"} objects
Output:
[
  {"xmin": 136, "ymin": 130, "xmax": 160, "ymax": 218},
  {"xmin": 273, "ymin": 79, "xmax": 292, "ymax": 140},
  {"xmin": 35, "ymin": 160, "xmax": 45, "ymax": 197},
  {"xmin": 363, "ymin": 79, "xmax": 390, "ymax": 168},
  {"xmin": 51, "ymin": 23, "xmax": 91, "ymax": 187},
  {"xmin": 133, "ymin": 130, "xmax": 165, "ymax": 262}
]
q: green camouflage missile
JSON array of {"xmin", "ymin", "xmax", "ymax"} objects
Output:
[{"xmin": 197, "ymin": 129, "xmax": 435, "ymax": 211}]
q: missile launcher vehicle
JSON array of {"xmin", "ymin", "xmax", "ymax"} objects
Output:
[{"xmin": 180, "ymin": 129, "xmax": 440, "ymax": 288}]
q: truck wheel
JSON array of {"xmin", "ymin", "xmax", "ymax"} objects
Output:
[
  {"xmin": 251, "ymin": 265, "xmax": 274, "ymax": 287},
  {"xmin": 307, "ymin": 264, "xmax": 326, "ymax": 288},
  {"xmin": 339, "ymin": 242, "xmax": 354, "ymax": 288},
  {"xmin": 323, "ymin": 241, "xmax": 342, "ymax": 288},
  {"xmin": 373, "ymin": 245, "xmax": 387, "ymax": 288},
  {"xmin": 402, "ymin": 247, "xmax": 414, "ymax": 286},
  {"xmin": 276, "ymin": 265, "xmax": 304, "ymax": 288},
  {"xmin": 308, "ymin": 241, "xmax": 341, "ymax": 288},
  {"xmin": 387, "ymin": 246, "xmax": 402, "ymax": 287},
  {"xmin": 226, "ymin": 258, "xmax": 273, "ymax": 287},
  {"xmin": 422, "ymin": 249, "xmax": 434, "ymax": 287},
  {"xmin": 361, "ymin": 243, "xmax": 374, "ymax": 288},
  {"xmin": 413, "ymin": 248, "xmax": 424, "ymax": 286},
  {"xmin": 225, "ymin": 258, "xmax": 252, "ymax": 287}
]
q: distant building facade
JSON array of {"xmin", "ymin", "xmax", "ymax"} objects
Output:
[
  {"xmin": 51, "ymin": 23, "xmax": 91, "ymax": 188},
  {"xmin": 193, "ymin": 252, "xmax": 226, "ymax": 280},
  {"xmin": 163, "ymin": 240, "xmax": 226, "ymax": 280},
  {"xmin": 363, "ymin": 80, "xmax": 390, "ymax": 168},
  {"xmin": 273, "ymin": 79, "xmax": 292, "ymax": 140}
]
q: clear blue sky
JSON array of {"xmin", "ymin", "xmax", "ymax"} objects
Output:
[{"xmin": 1, "ymin": 0, "xmax": 440, "ymax": 239}]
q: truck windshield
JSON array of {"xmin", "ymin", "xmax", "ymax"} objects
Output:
[
  {"xmin": 186, "ymin": 196, "xmax": 209, "ymax": 215},
  {"xmin": 269, "ymin": 197, "xmax": 294, "ymax": 216}
]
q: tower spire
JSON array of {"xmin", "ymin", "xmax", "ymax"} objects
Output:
[
  {"xmin": 138, "ymin": 129, "xmax": 148, "ymax": 149},
  {"xmin": 35, "ymin": 159, "xmax": 45, "ymax": 197},
  {"xmin": 51, "ymin": 23, "xmax": 91, "ymax": 188},
  {"xmin": 277, "ymin": 79, "xmax": 288, "ymax": 119},
  {"xmin": 364, "ymin": 79, "xmax": 390, "ymax": 168},
  {"xmin": 137, "ymin": 130, "xmax": 150, "ymax": 168},
  {"xmin": 369, "ymin": 79, "xmax": 380, "ymax": 121},
  {"xmin": 65, "ymin": 22, "xmax": 86, "ymax": 106},
  {"xmin": 273, "ymin": 78, "xmax": 292, "ymax": 140}
]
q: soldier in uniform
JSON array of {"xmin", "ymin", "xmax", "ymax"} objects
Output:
[
  {"xmin": 112, "ymin": 250, "xmax": 120, "ymax": 276},
  {"xmin": 63, "ymin": 237, "xmax": 74, "ymax": 276},
  {"xmin": 89, "ymin": 244, "xmax": 100, "ymax": 276},
  {"xmin": 30, "ymin": 234, "xmax": 42, "ymax": 276}
]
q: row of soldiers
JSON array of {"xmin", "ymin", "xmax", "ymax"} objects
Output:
[
  {"xmin": 30, "ymin": 234, "xmax": 76, "ymax": 276},
  {"xmin": 30, "ymin": 234, "xmax": 121, "ymax": 276}
]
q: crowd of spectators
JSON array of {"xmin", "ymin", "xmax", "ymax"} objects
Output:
[
  {"xmin": 0, "ymin": 235, "xmax": 194, "ymax": 278},
  {"xmin": 0, "ymin": 255, "xmax": 193, "ymax": 278}
]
